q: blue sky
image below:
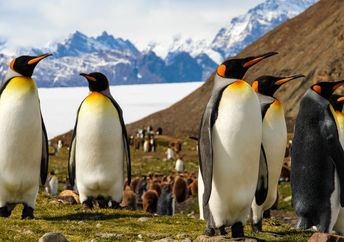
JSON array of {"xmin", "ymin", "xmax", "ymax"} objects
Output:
[{"xmin": 0, "ymin": 0, "xmax": 264, "ymax": 50}]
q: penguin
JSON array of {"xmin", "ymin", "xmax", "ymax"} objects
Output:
[
  {"xmin": 291, "ymin": 81, "xmax": 344, "ymax": 233},
  {"xmin": 143, "ymin": 189, "xmax": 159, "ymax": 213},
  {"xmin": 249, "ymin": 74, "xmax": 305, "ymax": 232},
  {"xmin": 173, "ymin": 176, "xmax": 188, "ymax": 203},
  {"xmin": 45, "ymin": 171, "xmax": 59, "ymax": 196},
  {"xmin": 157, "ymin": 183, "xmax": 175, "ymax": 216},
  {"xmin": 175, "ymin": 157, "xmax": 184, "ymax": 173},
  {"xmin": 0, "ymin": 54, "xmax": 51, "ymax": 219},
  {"xmin": 329, "ymin": 94, "xmax": 344, "ymax": 235},
  {"xmin": 121, "ymin": 185, "xmax": 137, "ymax": 211},
  {"xmin": 68, "ymin": 72, "xmax": 131, "ymax": 209},
  {"xmin": 198, "ymin": 52, "xmax": 277, "ymax": 237}
]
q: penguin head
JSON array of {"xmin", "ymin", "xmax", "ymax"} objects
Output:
[
  {"xmin": 252, "ymin": 74, "xmax": 304, "ymax": 97},
  {"xmin": 311, "ymin": 80, "xmax": 344, "ymax": 100},
  {"xmin": 80, "ymin": 72, "xmax": 109, "ymax": 92},
  {"xmin": 9, "ymin": 53, "xmax": 52, "ymax": 77},
  {"xmin": 217, "ymin": 52, "xmax": 278, "ymax": 79},
  {"xmin": 329, "ymin": 94, "xmax": 344, "ymax": 111}
]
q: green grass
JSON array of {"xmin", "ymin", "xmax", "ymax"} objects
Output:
[{"xmin": 0, "ymin": 136, "xmax": 315, "ymax": 241}]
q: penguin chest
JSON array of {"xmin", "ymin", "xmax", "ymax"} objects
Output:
[
  {"xmin": 261, "ymin": 100, "xmax": 287, "ymax": 207},
  {"xmin": 75, "ymin": 92, "xmax": 124, "ymax": 193},
  {"xmin": 0, "ymin": 77, "xmax": 42, "ymax": 193},
  {"xmin": 210, "ymin": 80, "xmax": 262, "ymax": 226}
]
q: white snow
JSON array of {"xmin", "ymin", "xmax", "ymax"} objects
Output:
[{"xmin": 38, "ymin": 82, "xmax": 203, "ymax": 138}]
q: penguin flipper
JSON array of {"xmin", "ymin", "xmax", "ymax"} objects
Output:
[
  {"xmin": 40, "ymin": 115, "xmax": 49, "ymax": 185},
  {"xmin": 255, "ymin": 145, "xmax": 269, "ymax": 206},
  {"xmin": 199, "ymin": 87, "xmax": 226, "ymax": 207},
  {"xmin": 104, "ymin": 93, "xmax": 131, "ymax": 186}
]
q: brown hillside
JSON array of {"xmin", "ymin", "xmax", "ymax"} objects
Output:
[{"xmin": 126, "ymin": 0, "xmax": 344, "ymax": 137}]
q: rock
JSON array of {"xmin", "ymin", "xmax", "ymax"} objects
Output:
[
  {"xmin": 96, "ymin": 223, "xmax": 101, "ymax": 228},
  {"xmin": 182, "ymin": 239, "xmax": 192, "ymax": 242},
  {"xmin": 23, "ymin": 230, "xmax": 34, "ymax": 235},
  {"xmin": 138, "ymin": 217, "xmax": 151, "ymax": 222},
  {"xmin": 153, "ymin": 238, "xmax": 177, "ymax": 242},
  {"xmin": 77, "ymin": 221, "xmax": 85, "ymax": 225},
  {"xmin": 147, "ymin": 233, "xmax": 159, "ymax": 238},
  {"xmin": 194, "ymin": 235, "xmax": 258, "ymax": 242},
  {"xmin": 283, "ymin": 196, "xmax": 292, "ymax": 202},
  {"xmin": 39, "ymin": 232, "xmax": 69, "ymax": 242},
  {"xmin": 95, "ymin": 233, "xmax": 125, "ymax": 238},
  {"xmin": 138, "ymin": 234, "xmax": 143, "ymax": 239},
  {"xmin": 308, "ymin": 232, "xmax": 344, "ymax": 242},
  {"xmin": 176, "ymin": 234, "xmax": 188, "ymax": 239}
]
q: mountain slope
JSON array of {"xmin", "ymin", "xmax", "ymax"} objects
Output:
[{"xmin": 127, "ymin": 0, "xmax": 344, "ymax": 136}]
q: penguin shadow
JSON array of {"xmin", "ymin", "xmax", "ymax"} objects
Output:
[{"xmin": 42, "ymin": 211, "xmax": 148, "ymax": 221}]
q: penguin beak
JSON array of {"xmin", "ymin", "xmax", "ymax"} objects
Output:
[
  {"xmin": 27, "ymin": 53, "xmax": 52, "ymax": 65},
  {"xmin": 274, "ymin": 74, "xmax": 305, "ymax": 86},
  {"xmin": 243, "ymin": 52, "xmax": 278, "ymax": 68},
  {"xmin": 337, "ymin": 97, "xmax": 344, "ymax": 102},
  {"xmin": 332, "ymin": 80, "xmax": 344, "ymax": 91},
  {"xmin": 80, "ymin": 73, "xmax": 96, "ymax": 82}
]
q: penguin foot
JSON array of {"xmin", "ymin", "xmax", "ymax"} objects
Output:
[
  {"xmin": 219, "ymin": 225, "xmax": 227, "ymax": 235},
  {"xmin": 231, "ymin": 222, "xmax": 244, "ymax": 238},
  {"xmin": 110, "ymin": 200, "xmax": 121, "ymax": 209},
  {"xmin": 0, "ymin": 206, "xmax": 11, "ymax": 218},
  {"xmin": 21, "ymin": 205, "xmax": 34, "ymax": 219},
  {"xmin": 297, "ymin": 217, "xmax": 312, "ymax": 230},
  {"xmin": 251, "ymin": 219, "xmax": 262, "ymax": 233},
  {"xmin": 204, "ymin": 227, "xmax": 215, "ymax": 236},
  {"xmin": 82, "ymin": 200, "xmax": 94, "ymax": 210},
  {"xmin": 96, "ymin": 196, "xmax": 108, "ymax": 208},
  {"xmin": 263, "ymin": 209, "xmax": 271, "ymax": 218}
]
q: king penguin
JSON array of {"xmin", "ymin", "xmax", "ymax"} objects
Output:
[
  {"xmin": 291, "ymin": 81, "xmax": 344, "ymax": 233},
  {"xmin": 198, "ymin": 52, "xmax": 277, "ymax": 237},
  {"xmin": 329, "ymin": 94, "xmax": 344, "ymax": 235},
  {"xmin": 250, "ymin": 74, "xmax": 304, "ymax": 232},
  {"xmin": 68, "ymin": 72, "xmax": 131, "ymax": 209},
  {"xmin": 0, "ymin": 54, "xmax": 51, "ymax": 218}
]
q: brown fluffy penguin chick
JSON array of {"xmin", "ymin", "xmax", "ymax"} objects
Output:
[
  {"xmin": 149, "ymin": 180, "xmax": 162, "ymax": 196},
  {"xmin": 189, "ymin": 178, "xmax": 198, "ymax": 195},
  {"xmin": 121, "ymin": 186, "xmax": 137, "ymax": 211},
  {"xmin": 172, "ymin": 176, "xmax": 188, "ymax": 203},
  {"xmin": 143, "ymin": 190, "xmax": 159, "ymax": 213},
  {"xmin": 130, "ymin": 177, "xmax": 140, "ymax": 192}
]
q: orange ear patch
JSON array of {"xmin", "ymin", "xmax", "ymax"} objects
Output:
[
  {"xmin": 313, "ymin": 85, "xmax": 321, "ymax": 95},
  {"xmin": 217, "ymin": 64, "xmax": 226, "ymax": 77},
  {"xmin": 10, "ymin": 58, "xmax": 15, "ymax": 70},
  {"xmin": 252, "ymin": 80, "xmax": 259, "ymax": 92}
]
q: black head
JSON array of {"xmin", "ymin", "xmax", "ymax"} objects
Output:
[
  {"xmin": 329, "ymin": 94, "xmax": 344, "ymax": 111},
  {"xmin": 252, "ymin": 74, "xmax": 304, "ymax": 97},
  {"xmin": 217, "ymin": 52, "xmax": 278, "ymax": 79},
  {"xmin": 80, "ymin": 72, "xmax": 109, "ymax": 92},
  {"xmin": 10, "ymin": 53, "xmax": 52, "ymax": 77},
  {"xmin": 311, "ymin": 80, "xmax": 344, "ymax": 100}
]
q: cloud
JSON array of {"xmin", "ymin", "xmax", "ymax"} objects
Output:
[{"xmin": 0, "ymin": 0, "xmax": 264, "ymax": 50}]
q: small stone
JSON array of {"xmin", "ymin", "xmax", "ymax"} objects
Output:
[
  {"xmin": 176, "ymin": 234, "xmax": 188, "ymax": 239},
  {"xmin": 194, "ymin": 235, "xmax": 258, "ymax": 242},
  {"xmin": 96, "ymin": 223, "xmax": 101, "ymax": 228},
  {"xmin": 138, "ymin": 217, "xmax": 150, "ymax": 222},
  {"xmin": 308, "ymin": 232, "xmax": 344, "ymax": 242},
  {"xmin": 138, "ymin": 234, "xmax": 143, "ymax": 239},
  {"xmin": 148, "ymin": 233, "xmax": 158, "ymax": 237},
  {"xmin": 39, "ymin": 232, "xmax": 69, "ymax": 242},
  {"xmin": 160, "ymin": 233, "xmax": 172, "ymax": 237},
  {"xmin": 96, "ymin": 233, "xmax": 125, "ymax": 238},
  {"xmin": 153, "ymin": 238, "xmax": 177, "ymax": 242},
  {"xmin": 23, "ymin": 230, "xmax": 34, "ymax": 235},
  {"xmin": 182, "ymin": 239, "xmax": 192, "ymax": 242},
  {"xmin": 90, "ymin": 240, "xmax": 97, "ymax": 242},
  {"xmin": 78, "ymin": 221, "xmax": 85, "ymax": 225}
]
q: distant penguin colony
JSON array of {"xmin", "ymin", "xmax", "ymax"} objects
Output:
[{"xmin": 3, "ymin": 51, "xmax": 344, "ymax": 238}]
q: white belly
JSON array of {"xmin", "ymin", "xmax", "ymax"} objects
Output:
[
  {"xmin": 0, "ymin": 77, "xmax": 42, "ymax": 207},
  {"xmin": 75, "ymin": 92, "xmax": 124, "ymax": 203},
  {"xmin": 251, "ymin": 100, "xmax": 287, "ymax": 222},
  {"xmin": 208, "ymin": 80, "xmax": 262, "ymax": 227}
]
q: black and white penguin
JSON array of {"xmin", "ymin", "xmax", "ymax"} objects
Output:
[
  {"xmin": 0, "ymin": 54, "xmax": 51, "ymax": 218},
  {"xmin": 250, "ymin": 74, "xmax": 304, "ymax": 232},
  {"xmin": 291, "ymin": 81, "xmax": 344, "ymax": 233},
  {"xmin": 330, "ymin": 94, "xmax": 344, "ymax": 235},
  {"xmin": 198, "ymin": 52, "xmax": 277, "ymax": 237},
  {"xmin": 68, "ymin": 72, "xmax": 131, "ymax": 209}
]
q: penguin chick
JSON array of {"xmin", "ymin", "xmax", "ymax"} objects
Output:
[
  {"xmin": 157, "ymin": 183, "xmax": 175, "ymax": 216},
  {"xmin": 173, "ymin": 176, "xmax": 188, "ymax": 203},
  {"xmin": 121, "ymin": 186, "xmax": 137, "ymax": 211},
  {"xmin": 143, "ymin": 190, "xmax": 159, "ymax": 213}
]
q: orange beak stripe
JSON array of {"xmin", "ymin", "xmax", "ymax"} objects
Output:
[
  {"xmin": 243, "ymin": 56, "xmax": 264, "ymax": 68},
  {"xmin": 333, "ymin": 82, "xmax": 344, "ymax": 90},
  {"xmin": 85, "ymin": 75, "xmax": 97, "ymax": 82},
  {"xmin": 337, "ymin": 97, "xmax": 344, "ymax": 102},
  {"xmin": 217, "ymin": 64, "xmax": 226, "ymax": 77},
  {"xmin": 313, "ymin": 85, "xmax": 321, "ymax": 95},
  {"xmin": 28, "ymin": 55, "xmax": 48, "ymax": 65},
  {"xmin": 274, "ymin": 77, "xmax": 293, "ymax": 86}
]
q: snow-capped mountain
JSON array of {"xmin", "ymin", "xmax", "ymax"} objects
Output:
[{"xmin": 0, "ymin": 0, "xmax": 318, "ymax": 87}]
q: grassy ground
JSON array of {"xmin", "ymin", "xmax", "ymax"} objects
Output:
[{"xmin": 0, "ymin": 135, "xmax": 316, "ymax": 241}]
